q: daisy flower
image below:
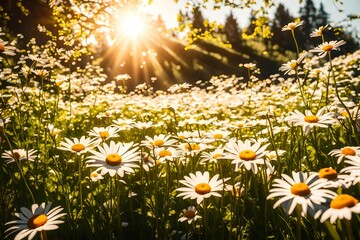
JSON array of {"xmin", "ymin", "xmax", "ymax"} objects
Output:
[
  {"xmin": 58, "ymin": 136, "xmax": 98, "ymax": 155},
  {"xmin": 266, "ymin": 150, "xmax": 286, "ymax": 161},
  {"xmin": 112, "ymin": 118, "xmax": 134, "ymax": 131},
  {"xmin": 224, "ymin": 139, "xmax": 269, "ymax": 174},
  {"xmin": 47, "ymin": 124, "xmax": 61, "ymax": 137},
  {"xmin": 168, "ymin": 83, "xmax": 192, "ymax": 93},
  {"xmin": 154, "ymin": 146, "xmax": 182, "ymax": 163},
  {"xmin": 317, "ymin": 167, "xmax": 352, "ymax": 188},
  {"xmin": 86, "ymin": 141, "xmax": 140, "ymax": 177},
  {"xmin": 141, "ymin": 134, "xmax": 177, "ymax": 148},
  {"xmin": 2, "ymin": 149, "xmax": 37, "ymax": 164},
  {"xmin": 279, "ymin": 51, "xmax": 308, "ymax": 75},
  {"xmin": 200, "ymin": 147, "xmax": 224, "ymax": 164},
  {"xmin": 310, "ymin": 25, "xmax": 330, "ymax": 38},
  {"xmin": 203, "ymin": 129, "xmax": 231, "ymax": 143},
  {"xmin": 89, "ymin": 171, "xmax": 104, "ymax": 182},
  {"xmin": 142, "ymin": 154, "xmax": 156, "ymax": 172},
  {"xmin": 0, "ymin": 39, "xmax": 17, "ymax": 56},
  {"xmin": 281, "ymin": 20, "xmax": 304, "ymax": 31},
  {"xmin": 132, "ymin": 121, "xmax": 153, "ymax": 130},
  {"xmin": 286, "ymin": 108, "xmax": 337, "ymax": 135},
  {"xmin": 178, "ymin": 206, "xmax": 202, "ymax": 224},
  {"xmin": 310, "ymin": 40, "xmax": 346, "ymax": 58},
  {"xmin": 88, "ymin": 126, "xmax": 120, "ymax": 141},
  {"xmin": 267, "ymin": 171, "xmax": 337, "ymax": 215},
  {"xmin": 5, "ymin": 202, "xmax": 66, "ymax": 240},
  {"xmin": 176, "ymin": 171, "xmax": 228, "ymax": 204},
  {"xmin": 179, "ymin": 140, "xmax": 208, "ymax": 157},
  {"xmin": 329, "ymin": 146, "xmax": 360, "ymax": 164},
  {"xmin": 319, "ymin": 194, "xmax": 360, "ymax": 223}
]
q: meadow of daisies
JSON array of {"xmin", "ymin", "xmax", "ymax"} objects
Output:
[{"xmin": 1, "ymin": 22, "xmax": 360, "ymax": 240}]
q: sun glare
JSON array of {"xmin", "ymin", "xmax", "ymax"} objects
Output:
[{"xmin": 120, "ymin": 14, "xmax": 146, "ymax": 38}]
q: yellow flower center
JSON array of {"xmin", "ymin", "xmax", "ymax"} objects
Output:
[
  {"xmin": 290, "ymin": 183, "xmax": 311, "ymax": 196},
  {"xmin": 304, "ymin": 115, "xmax": 319, "ymax": 123},
  {"xmin": 159, "ymin": 150, "xmax": 172, "ymax": 157},
  {"xmin": 289, "ymin": 23, "xmax": 296, "ymax": 30},
  {"xmin": 213, "ymin": 153, "xmax": 222, "ymax": 159},
  {"xmin": 290, "ymin": 61, "xmax": 297, "ymax": 69},
  {"xmin": 341, "ymin": 111, "xmax": 349, "ymax": 117},
  {"xmin": 185, "ymin": 143, "xmax": 200, "ymax": 151},
  {"xmin": 318, "ymin": 168, "xmax": 338, "ymax": 180},
  {"xmin": 330, "ymin": 194, "xmax": 358, "ymax": 209},
  {"xmin": 71, "ymin": 143, "xmax": 85, "ymax": 152},
  {"xmin": 341, "ymin": 147, "xmax": 356, "ymax": 156},
  {"xmin": 99, "ymin": 131, "xmax": 110, "ymax": 139},
  {"xmin": 183, "ymin": 209, "xmax": 196, "ymax": 218},
  {"xmin": 27, "ymin": 214, "xmax": 48, "ymax": 229},
  {"xmin": 90, "ymin": 172, "xmax": 99, "ymax": 178},
  {"xmin": 268, "ymin": 154, "xmax": 276, "ymax": 160},
  {"xmin": 239, "ymin": 150, "xmax": 256, "ymax": 161},
  {"xmin": 195, "ymin": 183, "xmax": 211, "ymax": 195},
  {"xmin": 214, "ymin": 133, "xmax": 223, "ymax": 139},
  {"xmin": 322, "ymin": 44, "xmax": 333, "ymax": 52},
  {"xmin": 106, "ymin": 153, "xmax": 122, "ymax": 166},
  {"xmin": 153, "ymin": 140, "xmax": 164, "ymax": 147},
  {"xmin": 0, "ymin": 43, "xmax": 4, "ymax": 52}
]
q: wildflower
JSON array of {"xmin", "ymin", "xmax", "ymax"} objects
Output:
[
  {"xmin": 310, "ymin": 25, "xmax": 331, "ymax": 38},
  {"xmin": 243, "ymin": 63, "xmax": 256, "ymax": 69},
  {"xmin": 224, "ymin": 139, "xmax": 269, "ymax": 174},
  {"xmin": 154, "ymin": 146, "xmax": 182, "ymax": 163},
  {"xmin": 200, "ymin": 147, "xmax": 224, "ymax": 164},
  {"xmin": 329, "ymin": 146, "xmax": 360, "ymax": 164},
  {"xmin": 310, "ymin": 40, "xmax": 346, "ymax": 58},
  {"xmin": 58, "ymin": 136, "xmax": 98, "ymax": 155},
  {"xmin": 203, "ymin": 129, "xmax": 231, "ymax": 143},
  {"xmin": 267, "ymin": 171, "xmax": 336, "ymax": 215},
  {"xmin": 279, "ymin": 51, "xmax": 308, "ymax": 75},
  {"xmin": 86, "ymin": 141, "xmax": 140, "ymax": 177},
  {"xmin": 47, "ymin": 124, "xmax": 61, "ymax": 137},
  {"xmin": 168, "ymin": 83, "xmax": 192, "ymax": 93},
  {"xmin": 178, "ymin": 206, "xmax": 202, "ymax": 224},
  {"xmin": 141, "ymin": 134, "xmax": 177, "ymax": 148},
  {"xmin": 5, "ymin": 202, "xmax": 66, "ymax": 240},
  {"xmin": 2, "ymin": 149, "xmax": 37, "ymax": 164},
  {"xmin": 317, "ymin": 167, "xmax": 352, "ymax": 188},
  {"xmin": 132, "ymin": 121, "xmax": 153, "ymax": 130},
  {"xmin": 88, "ymin": 126, "xmax": 120, "ymax": 141},
  {"xmin": 112, "ymin": 118, "xmax": 134, "ymax": 131},
  {"xmin": 286, "ymin": 108, "xmax": 336, "ymax": 135},
  {"xmin": 115, "ymin": 74, "xmax": 131, "ymax": 81},
  {"xmin": 226, "ymin": 182, "xmax": 245, "ymax": 198},
  {"xmin": 89, "ymin": 171, "xmax": 104, "ymax": 182},
  {"xmin": 318, "ymin": 194, "xmax": 360, "ymax": 223},
  {"xmin": 282, "ymin": 20, "xmax": 304, "ymax": 31},
  {"xmin": 179, "ymin": 140, "xmax": 208, "ymax": 157},
  {"xmin": 0, "ymin": 39, "xmax": 16, "ymax": 56},
  {"xmin": 266, "ymin": 150, "xmax": 286, "ymax": 161},
  {"xmin": 176, "ymin": 171, "xmax": 228, "ymax": 204}
]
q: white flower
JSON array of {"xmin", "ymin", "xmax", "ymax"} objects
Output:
[
  {"xmin": 141, "ymin": 134, "xmax": 177, "ymax": 148},
  {"xmin": 224, "ymin": 139, "xmax": 269, "ymax": 174},
  {"xmin": 286, "ymin": 108, "xmax": 337, "ymax": 135},
  {"xmin": 200, "ymin": 147, "xmax": 224, "ymax": 164},
  {"xmin": 329, "ymin": 146, "xmax": 360, "ymax": 164},
  {"xmin": 267, "ymin": 171, "xmax": 337, "ymax": 215},
  {"xmin": 58, "ymin": 136, "xmax": 98, "ymax": 155},
  {"xmin": 176, "ymin": 171, "xmax": 228, "ymax": 204},
  {"xmin": 86, "ymin": 141, "xmax": 140, "ymax": 177},
  {"xmin": 88, "ymin": 126, "xmax": 120, "ymax": 141},
  {"xmin": 310, "ymin": 25, "xmax": 331, "ymax": 38},
  {"xmin": 0, "ymin": 39, "xmax": 17, "ymax": 56},
  {"xmin": 319, "ymin": 194, "xmax": 360, "ymax": 223},
  {"xmin": 154, "ymin": 147, "xmax": 182, "ymax": 163},
  {"xmin": 279, "ymin": 51, "xmax": 308, "ymax": 75},
  {"xmin": 1, "ymin": 149, "xmax": 37, "ymax": 164},
  {"xmin": 281, "ymin": 20, "xmax": 304, "ymax": 31},
  {"xmin": 5, "ymin": 202, "xmax": 66, "ymax": 240},
  {"xmin": 310, "ymin": 40, "xmax": 346, "ymax": 58},
  {"xmin": 178, "ymin": 206, "xmax": 202, "ymax": 224}
]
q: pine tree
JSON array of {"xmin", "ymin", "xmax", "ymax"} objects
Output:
[
  {"xmin": 192, "ymin": 7, "xmax": 205, "ymax": 32},
  {"xmin": 224, "ymin": 11, "xmax": 241, "ymax": 44},
  {"xmin": 271, "ymin": 3, "xmax": 295, "ymax": 51},
  {"xmin": 316, "ymin": 2, "xmax": 329, "ymax": 27},
  {"xmin": 298, "ymin": 0, "xmax": 317, "ymax": 48}
]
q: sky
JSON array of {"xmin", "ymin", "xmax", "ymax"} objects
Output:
[{"xmin": 144, "ymin": 0, "xmax": 360, "ymax": 37}]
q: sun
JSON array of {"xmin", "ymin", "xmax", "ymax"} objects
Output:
[{"xmin": 119, "ymin": 13, "xmax": 146, "ymax": 38}]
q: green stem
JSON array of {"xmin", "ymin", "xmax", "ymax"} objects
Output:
[
  {"xmin": 345, "ymin": 219, "xmax": 355, "ymax": 240},
  {"xmin": 291, "ymin": 30, "xmax": 300, "ymax": 57},
  {"xmin": 295, "ymin": 204, "xmax": 302, "ymax": 240}
]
